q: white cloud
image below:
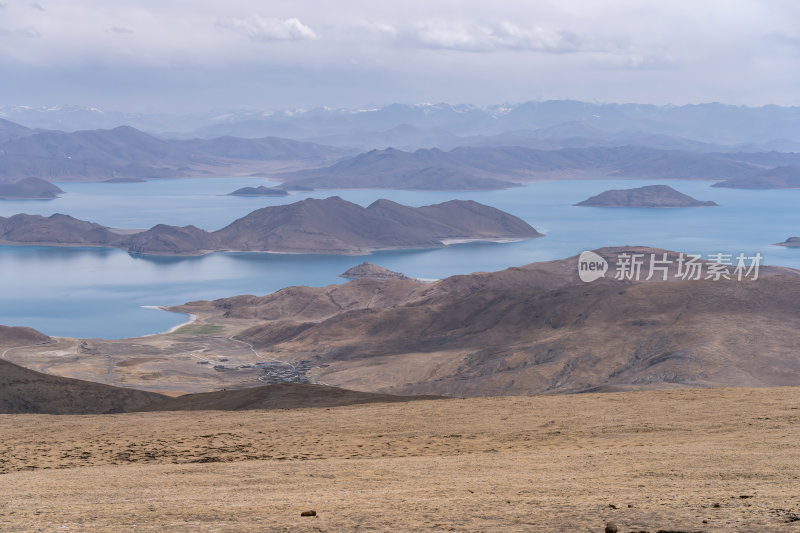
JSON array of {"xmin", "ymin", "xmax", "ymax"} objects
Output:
[
  {"xmin": 0, "ymin": 26, "xmax": 40, "ymax": 38},
  {"xmin": 107, "ymin": 26, "xmax": 134, "ymax": 34},
  {"xmin": 216, "ymin": 15, "xmax": 317, "ymax": 42},
  {"xmin": 408, "ymin": 20, "xmax": 591, "ymax": 53}
]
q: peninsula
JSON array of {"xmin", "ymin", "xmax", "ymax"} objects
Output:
[
  {"xmin": 0, "ymin": 196, "xmax": 542, "ymax": 255},
  {"xmin": 0, "ymin": 177, "xmax": 63, "ymax": 199},
  {"xmin": 712, "ymin": 165, "xmax": 800, "ymax": 189}
]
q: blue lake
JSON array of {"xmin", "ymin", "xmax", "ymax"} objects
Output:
[{"xmin": 0, "ymin": 177, "xmax": 798, "ymax": 339}]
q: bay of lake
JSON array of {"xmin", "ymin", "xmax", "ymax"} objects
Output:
[{"xmin": 0, "ymin": 177, "xmax": 797, "ymax": 339}]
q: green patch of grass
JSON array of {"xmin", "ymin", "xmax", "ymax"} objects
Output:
[{"xmin": 171, "ymin": 324, "xmax": 225, "ymax": 335}]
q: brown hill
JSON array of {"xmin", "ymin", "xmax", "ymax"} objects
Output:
[
  {"xmin": 221, "ymin": 247, "xmax": 800, "ymax": 396},
  {"xmin": 0, "ymin": 325, "xmax": 169, "ymax": 414},
  {"xmin": 137, "ymin": 383, "xmax": 440, "ymax": 411},
  {"xmin": 575, "ymin": 184, "xmax": 718, "ymax": 207},
  {"xmin": 174, "ymin": 277, "xmax": 426, "ymax": 322},
  {"xmin": 0, "ymin": 324, "xmax": 51, "ymax": 347}
]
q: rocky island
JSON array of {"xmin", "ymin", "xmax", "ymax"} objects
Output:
[
  {"xmin": 0, "ymin": 177, "xmax": 64, "ymax": 199},
  {"xmin": 0, "ymin": 196, "xmax": 542, "ymax": 255},
  {"xmin": 228, "ymin": 185, "xmax": 289, "ymax": 197},
  {"xmin": 774, "ymin": 237, "xmax": 800, "ymax": 247},
  {"xmin": 340, "ymin": 262, "xmax": 411, "ymax": 280},
  {"xmin": 575, "ymin": 184, "xmax": 718, "ymax": 207}
]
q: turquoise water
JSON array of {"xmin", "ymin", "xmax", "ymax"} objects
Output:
[{"xmin": 0, "ymin": 177, "xmax": 798, "ymax": 339}]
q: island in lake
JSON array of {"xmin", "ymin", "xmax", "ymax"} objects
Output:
[
  {"xmin": 774, "ymin": 237, "xmax": 800, "ymax": 247},
  {"xmin": 340, "ymin": 262, "xmax": 411, "ymax": 281},
  {"xmin": 228, "ymin": 185, "xmax": 289, "ymax": 197},
  {"xmin": 0, "ymin": 177, "xmax": 63, "ymax": 199},
  {"xmin": 0, "ymin": 196, "xmax": 542, "ymax": 255},
  {"xmin": 575, "ymin": 184, "xmax": 718, "ymax": 207}
]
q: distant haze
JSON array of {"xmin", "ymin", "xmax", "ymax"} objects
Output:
[{"xmin": 1, "ymin": 0, "xmax": 799, "ymax": 112}]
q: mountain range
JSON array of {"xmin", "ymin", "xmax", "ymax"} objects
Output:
[
  {"xmin": 4, "ymin": 104, "xmax": 800, "ymax": 189},
  {"xmin": 277, "ymin": 145, "xmax": 800, "ymax": 190},
  {"xmin": 0, "ymin": 122, "xmax": 348, "ymax": 181},
  {"xmin": 8, "ymin": 101, "xmax": 800, "ymax": 150}
]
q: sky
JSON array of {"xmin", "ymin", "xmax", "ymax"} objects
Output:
[{"xmin": 1, "ymin": 0, "xmax": 799, "ymax": 113}]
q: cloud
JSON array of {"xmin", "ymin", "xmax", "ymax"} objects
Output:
[
  {"xmin": 216, "ymin": 15, "xmax": 317, "ymax": 42},
  {"xmin": 107, "ymin": 26, "xmax": 134, "ymax": 34},
  {"xmin": 407, "ymin": 20, "xmax": 590, "ymax": 53},
  {"xmin": 765, "ymin": 32, "xmax": 800, "ymax": 50},
  {"xmin": 0, "ymin": 26, "xmax": 40, "ymax": 38},
  {"xmin": 28, "ymin": 2, "xmax": 44, "ymax": 11}
]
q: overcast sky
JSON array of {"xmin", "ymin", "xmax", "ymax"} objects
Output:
[{"xmin": 1, "ymin": 0, "xmax": 799, "ymax": 112}]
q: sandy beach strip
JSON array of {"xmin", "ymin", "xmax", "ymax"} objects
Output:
[{"xmin": 140, "ymin": 306, "xmax": 198, "ymax": 336}]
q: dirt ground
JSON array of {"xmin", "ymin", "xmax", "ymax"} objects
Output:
[
  {"xmin": 1, "ymin": 387, "xmax": 799, "ymax": 531},
  {"xmin": 0, "ymin": 313, "xmax": 289, "ymax": 395}
]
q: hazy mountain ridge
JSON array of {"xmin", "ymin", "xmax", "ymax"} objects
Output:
[
  {"xmin": 3, "ymin": 102, "xmax": 800, "ymax": 188},
  {"xmin": 0, "ymin": 123, "xmax": 349, "ymax": 181},
  {"xmin": 712, "ymin": 165, "xmax": 800, "ymax": 189},
  {"xmin": 278, "ymin": 144, "xmax": 776, "ymax": 190}
]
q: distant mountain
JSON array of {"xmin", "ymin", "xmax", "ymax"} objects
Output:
[
  {"xmin": 4, "ymin": 104, "xmax": 800, "ymax": 187},
  {"xmin": 0, "ymin": 177, "xmax": 63, "ymax": 199},
  {"xmin": 183, "ymin": 101, "xmax": 800, "ymax": 150},
  {"xmin": 575, "ymin": 185, "xmax": 718, "ymax": 207},
  {"xmin": 712, "ymin": 165, "xmax": 800, "ymax": 189},
  {"xmin": 280, "ymin": 147, "xmax": 522, "ymax": 190},
  {"xmin": 7, "ymin": 101, "xmax": 800, "ymax": 151},
  {"xmin": 0, "ymin": 122, "xmax": 348, "ymax": 181},
  {"xmin": 0, "ymin": 117, "xmax": 35, "ymax": 143},
  {"xmin": 278, "ymin": 145, "xmax": 765, "ymax": 190},
  {"xmin": 0, "ymin": 197, "xmax": 542, "ymax": 255}
]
